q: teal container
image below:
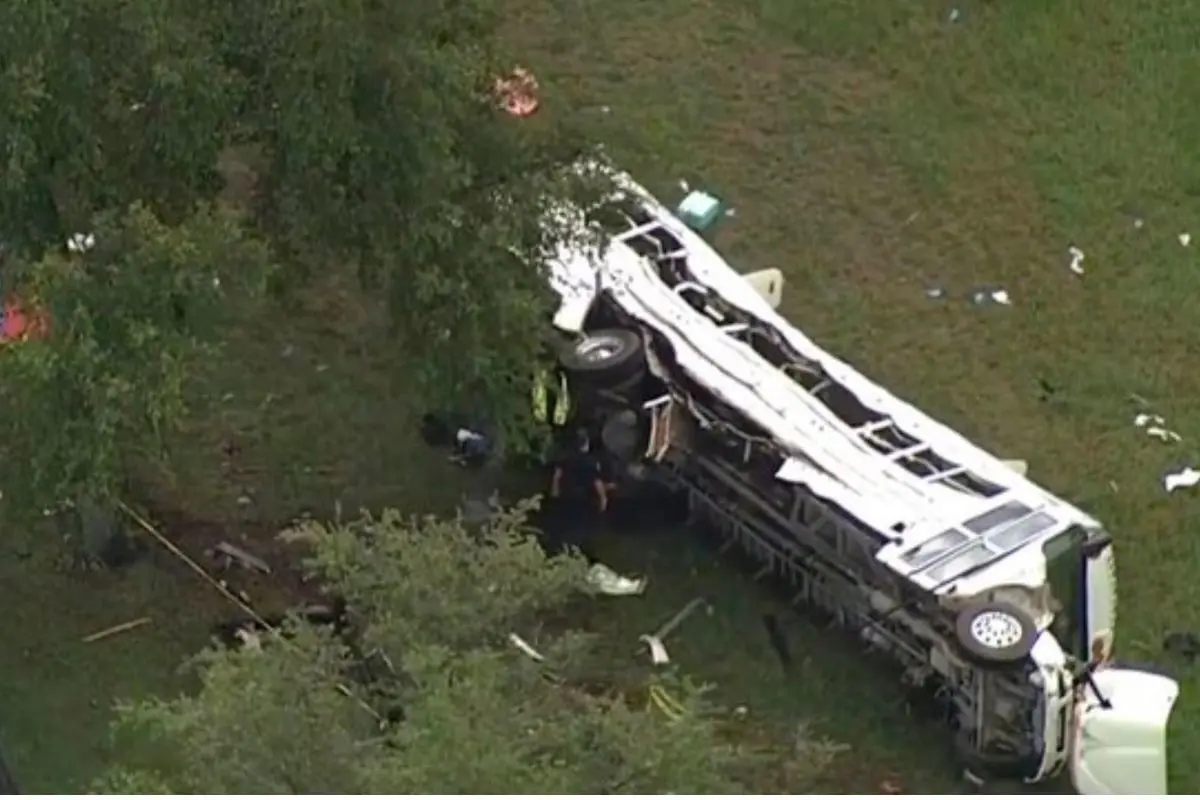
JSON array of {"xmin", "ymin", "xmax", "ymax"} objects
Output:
[{"xmin": 676, "ymin": 190, "xmax": 724, "ymax": 232}]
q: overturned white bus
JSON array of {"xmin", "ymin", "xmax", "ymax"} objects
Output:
[{"xmin": 541, "ymin": 165, "xmax": 1177, "ymax": 794}]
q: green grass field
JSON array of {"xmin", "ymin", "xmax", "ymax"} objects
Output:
[{"xmin": 4, "ymin": 0, "xmax": 1200, "ymax": 793}]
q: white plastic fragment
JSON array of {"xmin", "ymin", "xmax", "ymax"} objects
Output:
[
  {"xmin": 508, "ymin": 632, "xmax": 545, "ymax": 662},
  {"xmin": 586, "ymin": 563, "xmax": 647, "ymax": 596},
  {"xmin": 638, "ymin": 634, "xmax": 671, "ymax": 665},
  {"xmin": 66, "ymin": 232, "xmax": 95, "ymax": 253},
  {"xmin": 991, "ymin": 289, "xmax": 1011, "ymax": 305},
  {"xmin": 1164, "ymin": 467, "xmax": 1200, "ymax": 493},
  {"xmin": 1146, "ymin": 426, "xmax": 1182, "ymax": 443},
  {"xmin": 1068, "ymin": 245, "xmax": 1085, "ymax": 275},
  {"xmin": 1134, "ymin": 413, "xmax": 1181, "ymax": 442},
  {"xmin": 1179, "ymin": 233, "xmax": 1191, "ymax": 247}
]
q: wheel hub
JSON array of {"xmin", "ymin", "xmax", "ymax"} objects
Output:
[
  {"xmin": 969, "ymin": 611, "xmax": 1023, "ymax": 650},
  {"xmin": 577, "ymin": 336, "xmax": 621, "ymax": 363}
]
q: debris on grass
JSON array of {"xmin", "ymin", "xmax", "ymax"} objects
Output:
[
  {"xmin": 508, "ymin": 632, "xmax": 545, "ymax": 662},
  {"xmin": 1165, "ymin": 467, "xmax": 1200, "ymax": 493},
  {"xmin": 970, "ymin": 287, "xmax": 1010, "ymax": 306},
  {"xmin": 1068, "ymin": 244, "xmax": 1085, "ymax": 275},
  {"xmin": 637, "ymin": 595, "xmax": 707, "ymax": 665},
  {"xmin": 639, "ymin": 634, "xmax": 671, "ymax": 665},
  {"xmin": 1134, "ymin": 413, "xmax": 1181, "ymax": 443},
  {"xmin": 494, "ymin": 67, "xmax": 539, "ymax": 118},
  {"xmin": 924, "ymin": 286, "xmax": 946, "ymax": 299},
  {"xmin": 82, "ymin": 617, "xmax": 152, "ymax": 643},
  {"xmin": 1180, "ymin": 233, "xmax": 1191, "ymax": 247},
  {"xmin": 210, "ymin": 541, "xmax": 272, "ymax": 573},
  {"xmin": 586, "ymin": 563, "xmax": 647, "ymax": 596}
]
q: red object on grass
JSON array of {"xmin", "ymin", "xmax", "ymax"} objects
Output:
[
  {"xmin": 494, "ymin": 67, "xmax": 540, "ymax": 117},
  {"xmin": 0, "ymin": 299, "xmax": 50, "ymax": 343}
]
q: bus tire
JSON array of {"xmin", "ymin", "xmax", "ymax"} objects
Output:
[
  {"xmin": 560, "ymin": 329, "xmax": 645, "ymax": 386},
  {"xmin": 954, "ymin": 601, "xmax": 1037, "ymax": 667}
]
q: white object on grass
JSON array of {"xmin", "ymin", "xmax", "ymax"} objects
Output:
[
  {"xmin": 508, "ymin": 632, "xmax": 545, "ymax": 662},
  {"xmin": 1179, "ymin": 233, "xmax": 1191, "ymax": 247},
  {"xmin": 1068, "ymin": 245, "xmax": 1085, "ymax": 275},
  {"xmin": 1164, "ymin": 467, "xmax": 1200, "ymax": 493},
  {"xmin": 639, "ymin": 634, "xmax": 670, "ymax": 665},
  {"xmin": 586, "ymin": 563, "xmax": 647, "ymax": 596},
  {"xmin": 991, "ymin": 289, "xmax": 1011, "ymax": 305}
]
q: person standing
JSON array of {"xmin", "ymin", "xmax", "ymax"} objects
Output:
[{"xmin": 541, "ymin": 428, "xmax": 608, "ymax": 560}]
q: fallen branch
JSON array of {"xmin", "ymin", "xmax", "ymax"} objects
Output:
[{"xmin": 83, "ymin": 616, "xmax": 151, "ymax": 643}]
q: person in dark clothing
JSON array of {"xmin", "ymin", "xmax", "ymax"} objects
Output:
[{"xmin": 540, "ymin": 428, "xmax": 608, "ymax": 560}]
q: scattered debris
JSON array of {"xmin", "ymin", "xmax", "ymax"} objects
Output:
[
  {"xmin": 82, "ymin": 616, "xmax": 151, "ymax": 643},
  {"xmin": 1180, "ymin": 233, "xmax": 1191, "ymax": 247},
  {"xmin": 1134, "ymin": 217, "xmax": 1145, "ymax": 229},
  {"xmin": 639, "ymin": 634, "xmax": 671, "ymax": 665},
  {"xmin": 1134, "ymin": 413, "xmax": 1181, "ymax": 443},
  {"xmin": 1068, "ymin": 244, "xmax": 1085, "ymax": 275},
  {"xmin": 970, "ymin": 287, "xmax": 1010, "ymax": 306},
  {"xmin": 66, "ymin": 232, "xmax": 95, "ymax": 253},
  {"xmin": 647, "ymin": 683, "xmax": 686, "ymax": 721},
  {"xmin": 210, "ymin": 541, "xmax": 271, "ymax": 574},
  {"xmin": 508, "ymin": 632, "xmax": 545, "ymax": 662},
  {"xmin": 637, "ymin": 596, "xmax": 706, "ymax": 665},
  {"xmin": 494, "ymin": 67, "xmax": 539, "ymax": 118},
  {"xmin": 925, "ymin": 287, "xmax": 946, "ymax": 299},
  {"xmin": 880, "ymin": 775, "xmax": 903, "ymax": 794},
  {"xmin": 586, "ymin": 563, "xmax": 646, "ymax": 596},
  {"xmin": 1165, "ymin": 467, "xmax": 1200, "ymax": 493},
  {"xmin": 948, "ymin": 8, "xmax": 960, "ymax": 22}
]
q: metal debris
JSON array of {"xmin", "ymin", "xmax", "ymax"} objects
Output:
[
  {"xmin": 1165, "ymin": 467, "xmax": 1200, "ymax": 493},
  {"xmin": 212, "ymin": 541, "xmax": 271, "ymax": 574},
  {"xmin": 508, "ymin": 632, "xmax": 545, "ymax": 662},
  {"xmin": 639, "ymin": 634, "xmax": 671, "ymax": 665},
  {"xmin": 637, "ymin": 596, "xmax": 706, "ymax": 665},
  {"xmin": 1068, "ymin": 245, "xmax": 1085, "ymax": 275}
]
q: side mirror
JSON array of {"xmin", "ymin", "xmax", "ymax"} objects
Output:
[{"xmin": 1081, "ymin": 532, "xmax": 1113, "ymax": 560}]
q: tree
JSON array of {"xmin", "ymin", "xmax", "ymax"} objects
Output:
[
  {"xmin": 2, "ymin": 0, "xmax": 608, "ymax": 456},
  {"xmin": 0, "ymin": 203, "xmax": 272, "ymax": 558},
  {"xmin": 99, "ymin": 503, "xmax": 841, "ymax": 793}
]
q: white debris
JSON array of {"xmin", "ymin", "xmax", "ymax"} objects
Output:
[
  {"xmin": 1180, "ymin": 233, "xmax": 1191, "ymax": 247},
  {"xmin": 507, "ymin": 632, "xmax": 545, "ymax": 662},
  {"xmin": 1068, "ymin": 245, "xmax": 1085, "ymax": 275},
  {"xmin": 66, "ymin": 232, "xmax": 96, "ymax": 253},
  {"xmin": 1134, "ymin": 218, "xmax": 1144, "ymax": 229},
  {"xmin": 586, "ymin": 563, "xmax": 647, "ymax": 596},
  {"xmin": 638, "ymin": 634, "xmax": 671, "ymax": 665},
  {"xmin": 1146, "ymin": 426, "xmax": 1182, "ymax": 443},
  {"xmin": 991, "ymin": 289, "xmax": 1011, "ymax": 305},
  {"xmin": 1134, "ymin": 413, "xmax": 1181, "ymax": 443},
  {"xmin": 1165, "ymin": 467, "xmax": 1200, "ymax": 493}
]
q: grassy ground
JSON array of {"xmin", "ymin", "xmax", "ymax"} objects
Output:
[{"xmin": 6, "ymin": 0, "xmax": 1200, "ymax": 793}]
